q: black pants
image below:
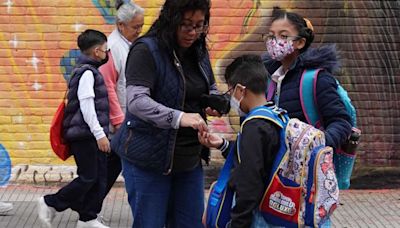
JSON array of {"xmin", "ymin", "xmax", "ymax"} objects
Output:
[
  {"xmin": 104, "ymin": 150, "xmax": 122, "ymax": 196},
  {"xmin": 44, "ymin": 138, "xmax": 107, "ymax": 222}
]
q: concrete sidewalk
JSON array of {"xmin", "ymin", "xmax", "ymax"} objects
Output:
[{"xmin": 0, "ymin": 184, "xmax": 399, "ymax": 228}]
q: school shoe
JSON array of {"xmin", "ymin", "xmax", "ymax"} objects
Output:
[
  {"xmin": 0, "ymin": 201, "xmax": 13, "ymax": 214},
  {"xmin": 37, "ymin": 196, "xmax": 56, "ymax": 228},
  {"xmin": 76, "ymin": 219, "xmax": 110, "ymax": 228}
]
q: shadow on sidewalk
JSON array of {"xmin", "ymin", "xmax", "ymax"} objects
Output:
[{"xmin": 350, "ymin": 167, "xmax": 400, "ymax": 189}]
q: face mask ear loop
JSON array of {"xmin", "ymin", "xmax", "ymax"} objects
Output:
[{"xmin": 238, "ymin": 86, "xmax": 246, "ymax": 104}]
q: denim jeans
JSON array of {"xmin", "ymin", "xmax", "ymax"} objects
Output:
[{"xmin": 121, "ymin": 159, "xmax": 204, "ymax": 228}]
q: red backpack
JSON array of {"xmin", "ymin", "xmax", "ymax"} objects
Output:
[{"xmin": 50, "ymin": 96, "xmax": 70, "ymax": 161}]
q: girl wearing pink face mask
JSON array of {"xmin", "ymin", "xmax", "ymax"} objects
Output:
[
  {"xmin": 263, "ymin": 6, "xmax": 351, "ymax": 153},
  {"xmin": 261, "ymin": 7, "xmax": 352, "ymax": 228}
]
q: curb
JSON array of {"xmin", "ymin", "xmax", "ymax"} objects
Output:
[{"xmin": 8, "ymin": 165, "xmax": 124, "ymax": 185}]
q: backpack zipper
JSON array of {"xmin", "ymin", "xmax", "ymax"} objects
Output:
[
  {"xmin": 292, "ymin": 125, "xmax": 313, "ymax": 151},
  {"xmin": 287, "ymin": 125, "xmax": 313, "ymax": 172}
]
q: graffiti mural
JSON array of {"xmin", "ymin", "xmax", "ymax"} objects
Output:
[
  {"xmin": 0, "ymin": 0, "xmax": 398, "ymax": 171},
  {"xmin": 0, "ymin": 144, "xmax": 11, "ymax": 186}
]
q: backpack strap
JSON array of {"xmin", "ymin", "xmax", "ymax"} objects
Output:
[
  {"xmin": 210, "ymin": 145, "xmax": 235, "ymax": 205},
  {"xmin": 240, "ymin": 106, "xmax": 290, "ymax": 184},
  {"xmin": 241, "ymin": 105, "xmax": 287, "ymax": 132},
  {"xmin": 237, "ymin": 106, "xmax": 288, "ymax": 164},
  {"xmin": 266, "ymin": 78, "xmax": 276, "ymax": 102},
  {"xmin": 299, "ymin": 69, "xmax": 322, "ymax": 127}
]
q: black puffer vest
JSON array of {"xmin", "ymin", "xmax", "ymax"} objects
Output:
[{"xmin": 63, "ymin": 55, "xmax": 109, "ymax": 142}]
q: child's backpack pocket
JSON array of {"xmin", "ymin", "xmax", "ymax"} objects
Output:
[{"xmin": 260, "ymin": 173, "xmax": 302, "ymax": 228}]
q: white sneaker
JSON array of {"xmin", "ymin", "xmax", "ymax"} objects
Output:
[
  {"xmin": 97, "ymin": 214, "xmax": 110, "ymax": 223},
  {"xmin": 37, "ymin": 197, "xmax": 56, "ymax": 228},
  {"xmin": 76, "ymin": 219, "xmax": 110, "ymax": 228},
  {"xmin": 0, "ymin": 201, "xmax": 13, "ymax": 214}
]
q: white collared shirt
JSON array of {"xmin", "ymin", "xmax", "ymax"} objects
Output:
[{"xmin": 271, "ymin": 66, "xmax": 287, "ymax": 106}]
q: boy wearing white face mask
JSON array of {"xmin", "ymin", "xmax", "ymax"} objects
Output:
[{"xmin": 199, "ymin": 55, "xmax": 281, "ymax": 228}]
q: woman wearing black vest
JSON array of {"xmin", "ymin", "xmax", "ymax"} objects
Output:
[{"xmin": 111, "ymin": 0, "xmax": 218, "ymax": 227}]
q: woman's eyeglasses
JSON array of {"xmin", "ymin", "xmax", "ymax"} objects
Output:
[
  {"xmin": 222, "ymin": 87, "xmax": 234, "ymax": 96},
  {"xmin": 180, "ymin": 23, "xmax": 208, "ymax": 34}
]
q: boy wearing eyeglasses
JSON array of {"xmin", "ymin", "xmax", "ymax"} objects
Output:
[{"xmin": 37, "ymin": 29, "xmax": 111, "ymax": 228}]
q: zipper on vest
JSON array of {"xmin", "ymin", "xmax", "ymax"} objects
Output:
[
  {"xmin": 163, "ymin": 51, "xmax": 187, "ymax": 175},
  {"xmin": 124, "ymin": 122, "xmax": 133, "ymax": 154}
]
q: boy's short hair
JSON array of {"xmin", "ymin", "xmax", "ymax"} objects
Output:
[
  {"xmin": 77, "ymin": 29, "xmax": 107, "ymax": 53},
  {"xmin": 224, "ymin": 54, "xmax": 267, "ymax": 94}
]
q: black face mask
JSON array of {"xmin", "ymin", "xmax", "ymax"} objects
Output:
[{"xmin": 99, "ymin": 52, "xmax": 109, "ymax": 66}]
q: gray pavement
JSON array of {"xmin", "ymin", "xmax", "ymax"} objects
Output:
[{"xmin": 0, "ymin": 184, "xmax": 399, "ymax": 228}]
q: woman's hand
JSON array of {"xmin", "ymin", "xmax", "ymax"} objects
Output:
[
  {"xmin": 198, "ymin": 131, "xmax": 223, "ymax": 149},
  {"xmin": 97, "ymin": 136, "xmax": 111, "ymax": 153},
  {"xmin": 180, "ymin": 113, "xmax": 208, "ymax": 133}
]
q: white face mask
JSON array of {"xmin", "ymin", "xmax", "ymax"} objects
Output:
[{"xmin": 230, "ymin": 86, "xmax": 246, "ymax": 117}]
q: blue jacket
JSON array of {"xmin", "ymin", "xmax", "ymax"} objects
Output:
[
  {"xmin": 63, "ymin": 55, "xmax": 109, "ymax": 142},
  {"xmin": 113, "ymin": 36, "xmax": 215, "ymax": 174},
  {"xmin": 263, "ymin": 45, "xmax": 352, "ymax": 149}
]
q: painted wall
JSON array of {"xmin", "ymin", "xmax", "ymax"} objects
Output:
[{"xmin": 0, "ymin": 0, "xmax": 399, "ymax": 168}]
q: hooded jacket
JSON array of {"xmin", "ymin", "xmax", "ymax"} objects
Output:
[{"xmin": 263, "ymin": 45, "xmax": 352, "ymax": 149}]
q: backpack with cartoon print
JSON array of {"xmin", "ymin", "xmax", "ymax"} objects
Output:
[
  {"xmin": 259, "ymin": 116, "xmax": 339, "ymax": 227},
  {"xmin": 266, "ymin": 68, "xmax": 361, "ymax": 190}
]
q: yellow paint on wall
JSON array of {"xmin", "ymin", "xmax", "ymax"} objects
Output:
[{"xmin": 0, "ymin": 0, "xmax": 281, "ymax": 165}]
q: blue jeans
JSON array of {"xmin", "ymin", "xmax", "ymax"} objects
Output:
[{"xmin": 121, "ymin": 159, "xmax": 204, "ymax": 228}]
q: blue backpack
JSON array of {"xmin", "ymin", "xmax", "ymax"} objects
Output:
[
  {"xmin": 299, "ymin": 69, "xmax": 360, "ymax": 190},
  {"xmin": 204, "ymin": 106, "xmax": 286, "ymax": 228},
  {"xmin": 204, "ymin": 145, "xmax": 235, "ymax": 228}
]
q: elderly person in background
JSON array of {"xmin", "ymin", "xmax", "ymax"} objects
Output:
[{"xmin": 98, "ymin": 0, "xmax": 144, "ymax": 214}]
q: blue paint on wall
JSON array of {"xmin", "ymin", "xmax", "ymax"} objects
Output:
[
  {"xmin": 0, "ymin": 144, "xmax": 11, "ymax": 186},
  {"xmin": 92, "ymin": 0, "xmax": 116, "ymax": 24},
  {"xmin": 59, "ymin": 49, "xmax": 81, "ymax": 82}
]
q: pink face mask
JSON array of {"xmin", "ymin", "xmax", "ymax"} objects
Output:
[{"xmin": 266, "ymin": 38, "xmax": 295, "ymax": 61}]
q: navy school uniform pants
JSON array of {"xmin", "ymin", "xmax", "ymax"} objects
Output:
[{"xmin": 44, "ymin": 138, "xmax": 107, "ymax": 222}]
